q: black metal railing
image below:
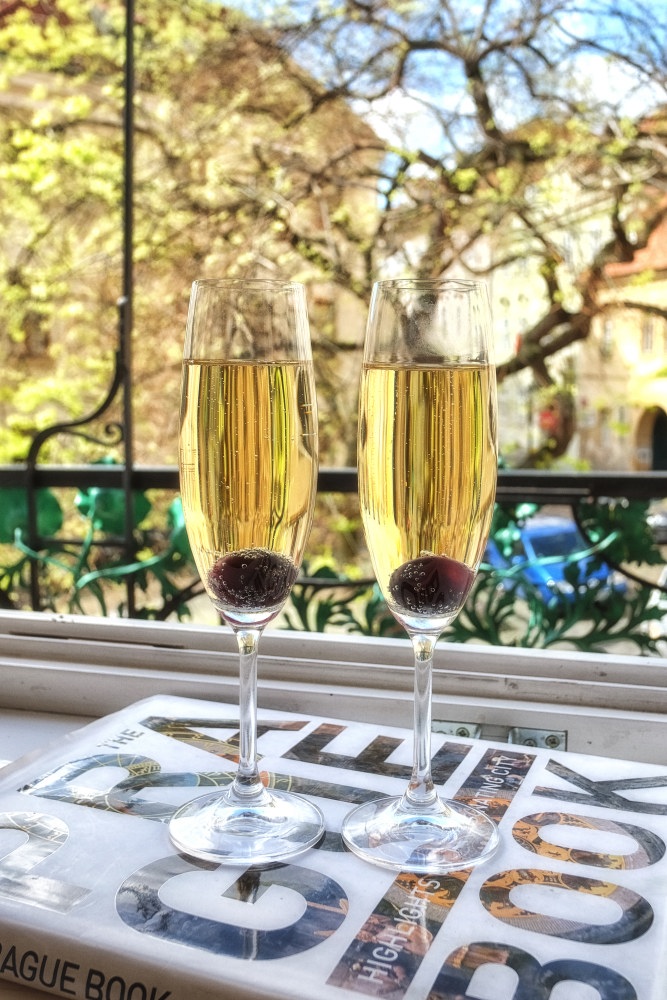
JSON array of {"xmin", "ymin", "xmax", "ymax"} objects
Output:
[
  {"xmin": 4, "ymin": 463, "xmax": 667, "ymax": 500},
  {"xmin": 1, "ymin": 463, "xmax": 666, "ymax": 654}
]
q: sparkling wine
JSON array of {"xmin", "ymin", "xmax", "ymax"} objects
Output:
[
  {"xmin": 343, "ymin": 279, "xmax": 500, "ymax": 874},
  {"xmin": 359, "ymin": 361, "xmax": 497, "ymax": 631},
  {"xmin": 179, "ymin": 359, "xmax": 317, "ymax": 624}
]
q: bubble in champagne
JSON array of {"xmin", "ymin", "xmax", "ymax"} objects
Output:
[
  {"xmin": 388, "ymin": 553, "xmax": 474, "ymax": 616},
  {"xmin": 208, "ymin": 548, "xmax": 298, "ymax": 610}
]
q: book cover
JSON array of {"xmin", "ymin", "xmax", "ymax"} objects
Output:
[{"xmin": 0, "ymin": 694, "xmax": 665, "ymax": 1000}]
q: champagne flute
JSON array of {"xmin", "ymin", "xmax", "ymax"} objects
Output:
[
  {"xmin": 342, "ymin": 278, "xmax": 500, "ymax": 872},
  {"xmin": 170, "ymin": 278, "xmax": 324, "ymax": 864}
]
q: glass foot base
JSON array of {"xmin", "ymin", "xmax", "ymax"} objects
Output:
[
  {"xmin": 169, "ymin": 787, "xmax": 325, "ymax": 865},
  {"xmin": 341, "ymin": 794, "xmax": 499, "ymax": 873}
]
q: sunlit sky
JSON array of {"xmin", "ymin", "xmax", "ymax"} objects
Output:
[{"xmin": 226, "ymin": 0, "xmax": 667, "ymax": 158}]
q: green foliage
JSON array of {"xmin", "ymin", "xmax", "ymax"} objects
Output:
[
  {"xmin": 2, "ymin": 0, "xmax": 666, "ymax": 474},
  {"xmin": 0, "ymin": 488, "xmax": 62, "ymax": 543},
  {"xmin": 0, "ymin": 488, "xmax": 199, "ymax": 619},
  {"xmin": 576, "ymin": 498, "xmax": 663, "ymax": 568},
  {"xmin": 0, "ymin": 487, "xmax": 664, "ymax": 653},
  {"xmin": 283, "ymin": 565, "xmax": 402, "ymax": 636},
  {"xmin": 490, "ymin": 501, "xmax": 540, "ymax": 558},
  {"xmin": 0, "ymin": 0, "xmax": 125, "ymax": 462},
  {"xmin": 0, "ymin": 0, "xmax": 375, "ymax": 469},
  {"xmin": 74, "ymin": 460, "xmax": 150, "ymax": 533},
  {"xmin": 449, "ymin": 566, "xmax": 663, "ymax": 655}
]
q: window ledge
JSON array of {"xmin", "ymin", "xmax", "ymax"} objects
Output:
[{"xmin": 1, "ymin": 610, "xmax": 666, "ymax": 764}]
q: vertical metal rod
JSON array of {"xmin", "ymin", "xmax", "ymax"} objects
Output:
[
  {"xmin": 121, "ymin": 0, "xmax": 136, "ymax": 615},
  {"xmin": 26, "ymin": 460, "xmax": 40, "ymax": 611}
]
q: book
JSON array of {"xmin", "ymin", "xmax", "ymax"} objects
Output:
[{"xmin": 0, "ymin": 693, "xmax": 666, "ymax": 1000}]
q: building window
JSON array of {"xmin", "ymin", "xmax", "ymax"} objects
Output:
[
  {"xmin": 641, "ymin": 316, "xmax": 654, "ymax": 353},
  {"xmin": 600, "ymin": 318, "xmax": 613, "ymax": 359}
]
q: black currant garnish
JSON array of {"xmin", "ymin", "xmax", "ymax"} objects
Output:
[
  {"xmin": 388, "ymin": 553, "xmax": 474, "ymax": 616},
  {"xmin": 208, "ymin": 548, "xmax": 298, "ymax": 610}
]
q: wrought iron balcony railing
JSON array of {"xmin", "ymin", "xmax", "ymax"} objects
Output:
[{"xmin": 0, "ymin": 463, "xmax": 665, "ymax": 656}]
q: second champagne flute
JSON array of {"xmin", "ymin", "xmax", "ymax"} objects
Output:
[
  {"xmin": 342, "ymin": 277, "xmax": 500, "ymax": 873},
  {"xmin": 170, "ymin": 278, "xmax": 324, "ymax": 864}
]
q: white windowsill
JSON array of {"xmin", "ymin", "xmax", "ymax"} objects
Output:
[{"xmin": 0, "ymin": 609, "xmax": 666, "ymax": 764}]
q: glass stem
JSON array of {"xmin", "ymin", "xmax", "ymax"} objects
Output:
[
  {"xmin": 406, "ymin": 632, "xmax": 438, "ymax": 809},
  {"xmin": 232, "ymin": 628, "xmax": 266, "ymax": 801}
]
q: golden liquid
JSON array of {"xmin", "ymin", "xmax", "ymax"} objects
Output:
[
  {"xmin": 359, "ymin": 362, "xmax": 497, "ymax": 627},
  {"xmin": 179, "ymin": 360, "xmax": 317, "ymax": 622}
]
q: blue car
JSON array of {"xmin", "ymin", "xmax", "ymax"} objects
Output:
[{"xmin": 485, "ymin": 516, "xmax": 627, "ymax": 604}]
